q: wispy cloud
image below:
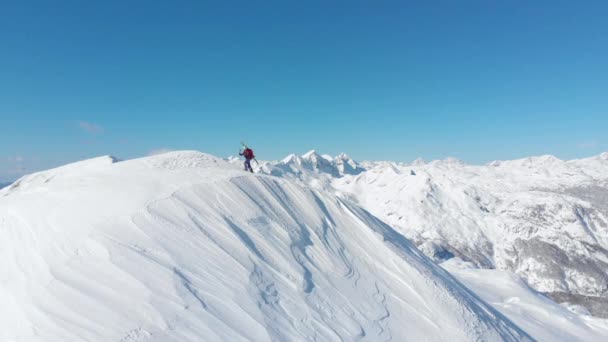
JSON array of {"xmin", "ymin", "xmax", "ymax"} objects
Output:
[
  {"xmin": 148, "ymin": 148, "xmax": 174, "ymax": 156},
  {"xmin": 78, "ymin": 121, "xmax": 104, "ymax": 135},
  {"xmin": 577, "ymin": 142, "xmax": 597, "ymax": 149}
]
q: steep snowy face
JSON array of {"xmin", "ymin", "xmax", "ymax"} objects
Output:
[
  {"xmin": 0, "ymin": 151, "xmax": 531, "ymax": 342},
  {"xmin": 263, "ymin": 151, "xmax": 608, "ymax": 317}
]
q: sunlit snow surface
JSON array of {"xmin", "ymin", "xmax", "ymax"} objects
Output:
[
  {"xmin": 1, "ymin": 151, "xmax": 532, "ymax": 341},
  {"xmin": 257, "ymin": 151, "xmax": 608, "ymax": 320},
  {"xmin": 442, "ymin": 258, "xmax": 608, "ymax": 341}
]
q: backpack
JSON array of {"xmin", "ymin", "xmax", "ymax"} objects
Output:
[{"xmin": 243, "ymin": 148, "xmax": 254, "ymax": 159}]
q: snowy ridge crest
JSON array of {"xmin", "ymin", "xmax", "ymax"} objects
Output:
[
  {"xmin": 142, "ymin": 150, "xmax": 231, "ymax": 170},
  {"xmin": 0, "ymin": 150, "xmax": 534, "ymax": 341},
  {"xmin": 2, "ymin": 155, "xmax": 119, "ymax": 194}
]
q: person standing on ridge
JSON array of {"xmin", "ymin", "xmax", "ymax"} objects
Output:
[{"xmin": 239, "ymin": 145, "xmax": 255, "ymax": 173}]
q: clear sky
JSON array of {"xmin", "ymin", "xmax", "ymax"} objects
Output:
[{"xmin": 1, "ymin": 0, "xmax": 607, "ymax": 181}]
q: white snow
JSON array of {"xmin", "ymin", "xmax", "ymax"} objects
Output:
[
  {"xmin": 1, "ymin": 151, "xmax": 533, "ymax": 341},
  {"xmin": 442, "ymin": 258, "xmax": 608, "ymax": 341},
  {"xmin": 259, "ymin": 151, "xmax": 608, "ymax": 311}
]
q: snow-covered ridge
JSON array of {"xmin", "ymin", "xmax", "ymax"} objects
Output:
[
  {"xmin": 261, "ymin": 150, "xmax": 608, "ymax": 318},
  {"xmin": 1, "ymin": 155, "xmax": 119, "ymax": 194},
  {"xmin": 0, "ymin": 150, "xmax": 534, "ymax": 341},
  {"xmin": 259, "ymin": 149, "xmax": 364, "ymax": 179}
]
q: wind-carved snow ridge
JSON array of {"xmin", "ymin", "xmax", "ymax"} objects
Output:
[
  {"xmin": 1, "ymin": 150, "xmax": 535, "ymax": 341},
  {"xmin": 260, "ymin": 150, "xmax": 608, "ymax": 321}
]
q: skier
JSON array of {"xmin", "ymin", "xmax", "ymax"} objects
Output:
[{"xmin": 239, "ymin": 145, "xmax": 255, "ymax": 173}]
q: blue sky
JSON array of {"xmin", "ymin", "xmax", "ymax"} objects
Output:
[{"xmin": 1, "ymin": 0, "xmax": 607, "ymax": 180}]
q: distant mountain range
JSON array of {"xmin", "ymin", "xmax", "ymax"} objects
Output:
[{"xmin": 253, "ymin": 150, "xmax": 608, "ymax": 318}]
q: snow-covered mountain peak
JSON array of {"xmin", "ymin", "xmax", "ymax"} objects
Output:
[
  {"xmin": 281, "ymin": 153, "xmax": 299, "ymax": 164},
  {"xmin": 262, "ymin": 150, "xmax": 365, "ymax": 178},
  {"xmin": 334, "ymin": 152, "xmax": 363, "ymax": 175},
  {"xmin": 140, "ymin": 150, "xmax": 231, "ymax": 170},
  {"xmin": 1, "ymin": 155, "xmax": 119, "ymax": 194},
  {"xmin": 600, "ymin": 152, "xmax": 608, "ymax": 161},
  {"xmin": 335, "ymin": 152, "xmax": 357, "ymax": 165},
  {"xmin": 301, "ymin": 150, "xmax": 353, "ymax": 165},
  {"xmin": 0, "ymin": 150, "xmax": 536, "ymax": 341},
  {"xmin": 336, "ymin": 152, "xmax": 351, "ymax": 160},
  {"xmin": 301, "ymin": 149, "xmax": 320, "ymax": 159},
  {"xmin": 295, "ymin": 150, "xmax": 330, "ymax": 167},
  {"xmin": 321, "ymin": 153, "xmax": 334, "ymax": 161}
]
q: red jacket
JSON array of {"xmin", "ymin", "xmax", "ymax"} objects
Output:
[{"xmin": 242, "ymin": 148, "xmax": 254, "ymax": 159}]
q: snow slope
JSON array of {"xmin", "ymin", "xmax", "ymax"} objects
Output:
[
  {"xmin": 0, "ymin": 151, "xmax": 531, "ymax": 341},
  {"xmin": 442, "ymin": 258, "xmax": 608, "ymax": 341},
  {"xmin": 259, "ymin": 151, "xmax": 608, "ymax": 317}
]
